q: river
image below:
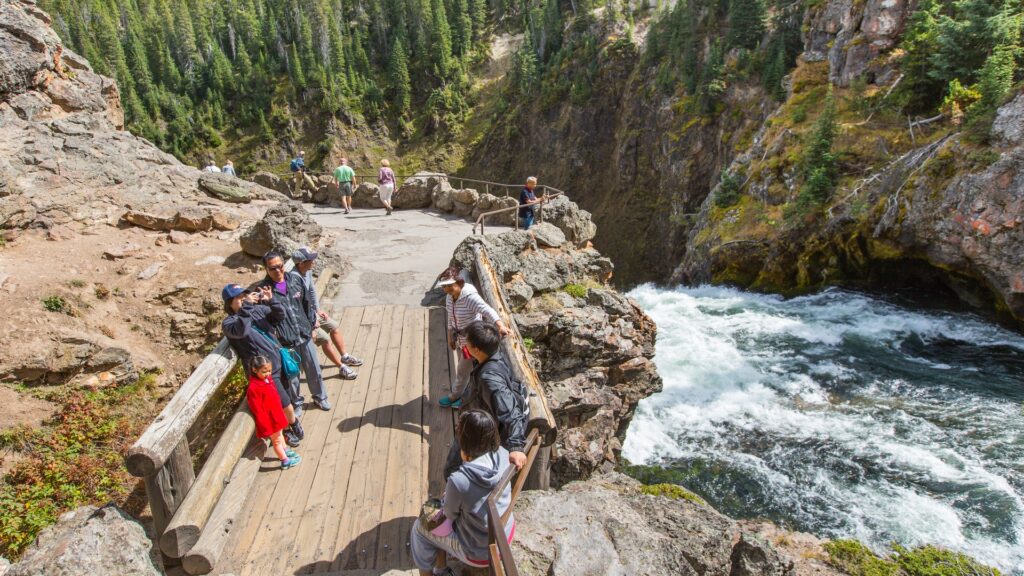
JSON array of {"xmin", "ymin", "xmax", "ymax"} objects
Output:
[{"xmin": 622, "ymin": 285, "xmax": 1024, "ymax": 574}]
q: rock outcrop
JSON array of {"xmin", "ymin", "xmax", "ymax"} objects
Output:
[
  {"xmin": 512, "ymin": 473, "xmax": 795, "ymax": 576},
  {"xmin": 450, "ymin": 202, "xmax": 660, "ymax": 484},
  {"xmin": 5, "ymin": 505, "xmax": 160, "ymax": 576}
]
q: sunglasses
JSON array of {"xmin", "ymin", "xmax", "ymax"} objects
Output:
[{"xmin": 266, "ymin": 264, "xmax": 285, "ymax": 271}]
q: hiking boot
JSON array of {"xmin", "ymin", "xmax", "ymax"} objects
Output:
[
  {"xmin": 340, "ymin": 354, "xmax": 364, "ymax": 367},
  {"xmin": 284, "ymin": 427, "xmax": 301, "ymax": 447},
  {"xmin": 281, "ymin": 455, "xmax": 302, "ymax": 470},
  {"xmin": 314, "ymin": 397, "xmax": 332, "ymax": 411},
  {"xmin": 291, "ymin": 420, "xmax": 305, "ymax": 440},
  {"xmin": 339, "ymin": 365, "xmax": 358, "ymax": 380}
]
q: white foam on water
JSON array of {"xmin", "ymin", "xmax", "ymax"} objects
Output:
[{"xmin": 623, "ymin": 285, "xmax": 1024, "ymax": 574}]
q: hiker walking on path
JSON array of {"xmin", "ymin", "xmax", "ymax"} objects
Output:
[
  {"xmin": 221, "ymin": 284, "xmax": 303, "ymax": 446},
  {"xmin": 333, "ymin": 157, "xmax": 356, "ymax": 214},
  {"xmin": 443, "ymin": 322, "xmax": 528, "ymax": 478},
  {"xmin": 436, "ymin": 266, "xmax": 509, "ymax": 409},
  {"xmin": 377, "ymin": 159, "xmax": 396, "ymax": 216},
  {"xmin": 519, "ymin": 177, "xmax": 541, "ymax": 230},
  {"xmin": 292, "ymin": 247, "xmax": 363, "ymax": 380},
  {"xmin": 411, "ymin": 409, "xmax": 514, "ymax": 575},
  {"xmin": 246, "ymin": 355, "xmax": 302, "ymax": 470},
  {"xmin": 258, "ymin": 251, "xmax": 331, "ymax": 413},
  {"xmin": 291, "ymin": 150, "xmax": 316, "ymax": 198}
]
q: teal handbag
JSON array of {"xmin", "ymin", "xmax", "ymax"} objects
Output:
[{"xmin": 253, "ymin": 326, "xmax": 301, "ymax": 378}]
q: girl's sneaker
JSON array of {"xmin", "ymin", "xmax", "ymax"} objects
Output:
[
  {"xmin": 340, "ymin": 354, "xmax": 364, "ymax": 366},
  {"xmin": 438, "ymin": 396, "xmax": 462, "ymax": 409},
  {"xmin": 281, "ymin": 455, "xmax": 301, "ymax": 470},
  {"xmin": 285, "ymin": 449, "xmax": 298, "ymax": 458}
]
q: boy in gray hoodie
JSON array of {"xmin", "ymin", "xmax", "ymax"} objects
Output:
[{"xmin": 411, "ymin": 410, "xmax": 515, "ymax": 575}]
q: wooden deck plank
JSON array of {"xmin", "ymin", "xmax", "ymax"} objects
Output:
[
  {"xmin": 329, "ymin": 305, "xmax": 404, "ymax": 571},
  {"xmin": 236, "ymin": 307, "xmax": 369, "ymax": 576},
  {"xmin": 374, "ymin": 307, "xmax": 426, "ymax": 568}
]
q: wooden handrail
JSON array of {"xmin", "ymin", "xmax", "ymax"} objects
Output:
[{"xmin": 486, "ymin": 428, "xmax": 541, "ymax": 576}]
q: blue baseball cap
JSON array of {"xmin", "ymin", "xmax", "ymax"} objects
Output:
[
  {"xmin": 221, "ymin": 284, "xmax": 249, "ymax": 302},
  {"xmin": 292, "ymin": 246, "xmax": 318, "ymax": 262}
]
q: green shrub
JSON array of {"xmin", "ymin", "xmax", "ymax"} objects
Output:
[
  {"xmin": 639, "ymin": 483, "xmax": 706, "ymax": 505},
  {"xmin": 67, "ymin": 279, "xmax": 86, "ymax": 288},
  {"xmin": 823, "ymin": 540, "xmax": 1000, "ymax": 576},
  {"xmin": 522, "ymin": 337, "xmax": 536, "ymax": 351},
  {"xmin": 42, "ymin": 295, "xmax": 67, "ymax": 313},
  {"xmin": 714, "ymin": 170, "xmax": 743, "ymax": 208},
  {"xmin": 562, "ymin": 283, "xmax": 588, "ymax": 299},
  {"xmin": 824, "ymin": 540, "xmax": 900, "ymax": 576}
]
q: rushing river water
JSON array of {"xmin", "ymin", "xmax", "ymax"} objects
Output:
[{"xmin": 622, "ymin": 285, "xmax": 1024, "ymax": 574}]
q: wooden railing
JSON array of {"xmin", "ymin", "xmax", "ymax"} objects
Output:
[
  {"xmin": 124, "ymin": 264, "xmax": 334, "ymax": 575},
  {"xmin": 487, "ymin": 429, "xmax": 540, "ymax": 576}
]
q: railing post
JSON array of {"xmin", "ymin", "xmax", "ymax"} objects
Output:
[
  {"xmin": 524, "ymin": 445, "xmax": 551, "ymax": 490},
  {"xmin": 145, "ymin": 439, "xmax": 195, "ymax": 570}
]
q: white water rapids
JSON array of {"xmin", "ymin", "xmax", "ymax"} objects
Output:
[{"xmin": 622, "ymin": 285, "xmax": 1024, "ymax": 574}]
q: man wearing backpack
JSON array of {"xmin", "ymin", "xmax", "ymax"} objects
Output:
[
  {"xmin": 258, "ymin": 250, "xmax": 330, "ymax": 415},
  {"xmin": 290, "ymin": 150, "xmax": 316, "ymax": 199},
  {"xmin": 444, "ymin": 321, "xmax": 528, "ymax": 478}
]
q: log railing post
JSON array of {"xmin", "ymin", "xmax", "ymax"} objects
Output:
[{"xmin": 145, "ymin": 439, "xmax": 195, "ymax": 569}]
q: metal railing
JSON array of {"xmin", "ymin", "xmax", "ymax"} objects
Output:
[
  {"xmin": 472, "ymin": 191, "xmax": 564, "ymax": 235},
  {"xmin": 486, "ymin": 429, "xmax": 541, "ymax": 576}
]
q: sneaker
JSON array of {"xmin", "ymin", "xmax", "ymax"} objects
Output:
[
  {"xmin": 339, "ymin": 365, "xmax": 358, "ymax": 380},
  {"xmin": 314, "ymin": 397, "xmax": 332, "ymax": 411},
  {"xmin": 281, "ymin": 455, "xmax": 302, "ymax": 470},
  {"xmin": 291, "ymin": 420, "xmax": 305, "ymax": 440},
  {"xmin": 340, "ymin": 354, "xmax": 363, "ymax": 366},
  {"xmin": 438, "ymin": 396, "xmax": 463, "ymax": 409},
  {"xmin": 284, "ymin": 427, "xmax": 301, "ymax": 447},
  {"xmin": 386, "ymin": 208, "xmax": 393, "ymax": 215},
  {"xmin": 286, "ymin": 449, "xmax": 298, "ymax": 458}
]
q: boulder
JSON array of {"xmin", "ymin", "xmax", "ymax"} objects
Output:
[
  {"xmin": 353, "ymin": 182, "xmax": 384, "ymax": 208},
  {"xmin": 453, "ymin": 187, "xmax": 479, "ymax": 206},
  {"xmin": 394, "ymin": 174, "xmax": 436, "ymax": 209},
  {"xmin": 173, "ymin": 206, "xmax": 214, "ymax": 233},
  {"xmin": 432, "ymin": 182, "xmax": 456, "ymax": 212},
  {"xmin": 211, "ymin": 211, "xmax": 240, "ymax": 231},
  {"xmin": 541, "ymin": 195, "xmax": 597, "ymax": 244},
  {"xmin": 121, "ymin": 209, "xmax": 177, "ymax": 231},
  {"xmin": 529, "ymin": 222, "xmax": 567, "ymax": 248},
  {"xmin": 512, "ymin": 473, "xmax": 794, "ymax": 576},
  {"xmin": 198, "ymin": 173, "xmax": 251, "ymax": 203},
  {"xmin": 239, "ymin": 202, "xmax": 323, "ymax": 257},
  {"xmin": 506, "ymin": 278, "xmax": 535, "ymax": 310},
  {"xmin": 6, "ymin": 505, "xmax": 160, "ymax": 576},
  {"xmin": 512, "ymin": 311, "xmax": 549, "ymax": 340},
  {"xmin": 252, "ymin": 171, "xmax": 291, "ymax": 196}
]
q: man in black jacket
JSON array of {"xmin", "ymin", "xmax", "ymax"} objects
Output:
[
  {"xmin": 444, "ymin": 321, "xmax": 529, "ymax": 478},
  {"xmin": 258, "ymin": 251, "xmax": 330, "ymax": 413}
]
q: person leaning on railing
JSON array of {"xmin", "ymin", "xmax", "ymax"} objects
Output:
[
  {"xmin": 518, "ymin": 176, "xmax": 542, "ymax": 230},
  {"xmin": 411, "ymin": 409, "xmax": 515, "ymax": 576}
]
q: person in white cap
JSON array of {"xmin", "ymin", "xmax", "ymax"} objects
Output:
[
  {"xmin": 292, "ymin": 247, "xmax": 363, "ymax": 380},
  {"xmin": 436, "ymin": 266, "xmax": 510, "ymax": 408}
]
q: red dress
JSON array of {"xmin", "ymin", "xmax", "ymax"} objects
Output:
[{"xmin": 246, "ymin": 375, "xmax": 288, "ymax": 439}]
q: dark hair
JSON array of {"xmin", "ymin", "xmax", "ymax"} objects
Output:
[
  {"xmin": 248, "ymin": 354, "xmax": 272, "ymax": 376},
  {"xmin": 262, "ymin": 250, "xmax": 284, "ymax": 266},
  {"xmin": 458, "ymin": 409, "xmax": 500, "ymax": 460},
  {"xmin": 465, "ymin": 321, "xmax": 500, "ymax": 357}
]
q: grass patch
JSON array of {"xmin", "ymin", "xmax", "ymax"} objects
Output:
[
  {"xmin": 41, "ymin": 295, "xmax": 67, "ymax": 313},
  {"xmin": 561, "ymin": 283, "xmax": 588, "ymax": 299},
  {"xmin": 639, "ymin": 483, "xmax": 706, "ymax": 505},
  {"xmin": 522, "ymin": 337, "xmax": 536, "ymax": 351},
  {"xmin": 823, "ymin": 539, "xmax": 1000, "ymax": 576},
  {"xmin": 66, "ymin": 279, "xmax": 86, "ymax": 288},
  {"xmin": 0, "ymin": 370, "xmax": 163, "ymax": 559}
]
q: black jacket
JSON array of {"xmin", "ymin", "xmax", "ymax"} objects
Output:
[
  {"xmin": 465, "ymin": 349, "xmax": 528, "ymax": 453},
  {"xmin": 222, "ymin": 298, "xmax": 287, "ymax": 376},
  {"xmin": 258, "ymin": 271, "xmax": 315, "ymax": 347}
]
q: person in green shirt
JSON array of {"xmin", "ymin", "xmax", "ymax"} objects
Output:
[{"xmin": 333, "ymin": 158, "xmax": 357, "ymax": 214}]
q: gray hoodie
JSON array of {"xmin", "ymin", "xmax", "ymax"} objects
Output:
[{"xmin": 444, "ymin": 446, "xmax": 515, "ymax": 561}]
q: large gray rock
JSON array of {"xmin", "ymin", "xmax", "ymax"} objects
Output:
[
  {"xmin": 198, "ymin": 172, "xmax": 251, "ymax": 203},
  {"xmin": 353, "ymin": 182, "xmax": 384, "ymax": 208},
  {"xmin": 393, "ymin": 173, "xmax": 438, "ymax": 208},
  {"xmin": 239, "ymin": 202, "xmax": 323, "ymax": 257},
  {"xmin": 992, "ymin": 92, "xmax": 1024, "ymax": 146},
  {"xmin": 512, "ymin": 474, "xmax": 794, "ymax": 576},
  {"xmin": 529, "ymin": 222, "xmax": 567, "ymax": 248},
  {"xmin": 252, "ymin": 171, "xmax": 291, "ymax": 196},
  {"xmin": 540, "ymin": 195, "xmax": 597, "ymax": 244},
  {"xmin": 7, "ymin": 505, "xmax": 160, "ymax": 576}
]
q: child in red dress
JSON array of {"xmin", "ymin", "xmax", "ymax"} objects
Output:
[{"xmin": 247, "ymin": 355, "xmax": 302, "ymax": 469}]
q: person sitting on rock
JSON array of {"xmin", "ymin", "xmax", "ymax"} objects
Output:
[
  {"xmin": 444, "ymin": 322, "xmax": 528, "ymax": 479},
  {"xmin": 258, "ymin": 251, "xmax": 331, "ymax": 413},
  {"xmin": 290, "ymin": 150, "xmax": 316, "ymax": 198},
  {"xmin": 333, "ymin": 157, "xmax": 356, "ymax": 214},
  {"xmin": 246, "ymin": 355, "xmax": 302, "ymax": 470},
  {"xmin": 221, "ymin": 159, "xmax": 237, "ymax": 177},
  {"xmin": 291, "ymin": 246, "xmax": 363, "ymax": 380},
  {"xmin": 411, "ymin": 409, "xmax": 514, "ymax": 575},
  {"xmin": 221, "ymin": 283, "xmax": 303, "ymax": 446},
  {"xmin": 203, "ymin": 158, "xmax": 220, "ymax": 173},
  {"xmin": 436, "ymin": 266, "xmax": 510, "ymax": 409},
  {"xmin": 518, "ymin": 176, "xmax": 542, "ymax": 230}
]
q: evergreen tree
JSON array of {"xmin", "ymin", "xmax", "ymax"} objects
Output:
[
  {"xmin": 512, "ymin": 29, "xmax": 540, "ymax": 96},
  {"xmin": 762, "ymin": 38, "xmax": 787, "ymax": 101},
  {"xmin": 930, "ymin": 0, "xmax": 1002, "ymax": 86},
  {"xmin": 797, "ymin": 89, "xmax": 838, "ymax": 206},
  {"xmin": 697, "ymin": 41, "xmax": 726, "ymax": 113},
  {"xmin": 430, "ymin": 0, "xmax": 455, "ymax": 80},
  {"xmin": 898, "ymin": 0, "xmax": 945, "ymax": 113},
  {"xmin": 727, "ymin": 0, "xmax": 766, "ymax": 50},
  {"xmin": 388, "ymin": 37, "xmax": 412, "ymax": 116},
  {"xmin": 969, "ymin": 42, "xmax": 1019, "ymax": 122}
]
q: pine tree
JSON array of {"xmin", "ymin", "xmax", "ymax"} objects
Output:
[
  {"xmin": 969, "ymin": 43, "xmax": 1019, "ymax": 122},
  {"xmin": 429, "ymin": 0, "xmax": 455, "ymax": 80},
  {"xmin": 727, "ymin": 0, "xmax": 766, "ymax": 50},
  {"xmin": 388, "ymin": 37, "xmax": 413, "ymax": 116},
  {"xmin": 898, "ymin": 0, "xmax": 944, "ymax": 113},
  {"xmin": 930, "ymin": 0, "xmax": 1001, "ymax": 86},
  {"xmin": 512, "ymin": 29, "xmax": 539, "ymax": 96},
  {"xmin": 796, "ymin": 89, "xmax": 838, "ymax": 206},
  {"xmin": 762, "ymin": 38, "xmax": 786, "ymax": 101},
  {"xmin": 697, "ymin": 41, "xmax": 726, "ymax": 113}
]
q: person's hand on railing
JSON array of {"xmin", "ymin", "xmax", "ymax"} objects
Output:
[
  {"xmin": 509, "ymin": 450, "xmax": 527, "ymax": 470},
  {"xmin": 496, "ymin": 320, "xmax": 511, "ymax": 337}
]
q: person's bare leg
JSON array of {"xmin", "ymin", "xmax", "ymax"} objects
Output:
[
  {"xmin": 329, "ymin": 329, "xmax": 348, "ymax": 357},
  {"xmin": 320, "ymin": 339, "xmax": 343, "ymax": 367},
  {"xmin": 419, "ymin": 571, "xmax": 431, "ymax": 576},
  {"xmin": 283, "ymin": 404, "xmax": 296, "ymax": 425}
]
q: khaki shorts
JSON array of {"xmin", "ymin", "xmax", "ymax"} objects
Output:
[{"xmin": 313, "ymin": 315, "xmax": 339, "ymax": 344}]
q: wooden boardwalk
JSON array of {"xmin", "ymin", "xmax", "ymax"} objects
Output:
[{"xmin": 217, "ymin": 305, "xmax": 456, "ymax": 575}]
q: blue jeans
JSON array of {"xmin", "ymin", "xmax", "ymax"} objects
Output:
[
  {"xmin": 519, "ymin": 211, "xmax": 535, "ymax": 230},
  {"xmin": 295, "ymin": 338, "xmax": 326, "ymax": 402}
]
